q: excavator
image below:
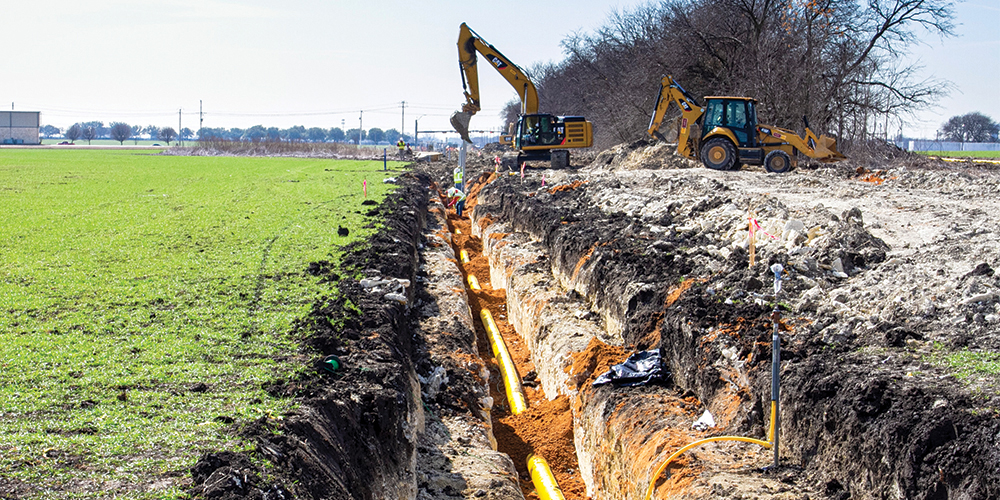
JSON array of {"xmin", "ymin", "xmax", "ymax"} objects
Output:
[
  {"xmin": 450, "ymin": 23, "xmax": 593, "ymax": 169},
  {"xmin": 647, "ymin": 75, "xmax": 844, "ymax": 173}
]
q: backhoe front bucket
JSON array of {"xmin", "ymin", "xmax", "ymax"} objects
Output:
[
  {"xmin": 450, "ymin": 111, "xmax": 473, "ymax": 144},
  {"xmin": 813, "ymin": 134, "xmax": 846, "ymax": 162}
]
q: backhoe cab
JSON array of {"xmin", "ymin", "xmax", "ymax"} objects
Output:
[
  {"xmin": 451, "ymin": 23, "xmax": 592, "ymax": 168},
  {"xmin": 648, "ymin": 75, "xmax": 844, "ymax": 173}
]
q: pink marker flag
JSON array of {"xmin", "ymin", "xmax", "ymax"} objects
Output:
[
  {"xmin": 363, "ymin": 179, "xmax": 368, "ymax": 197},
  {"xmin": 542, "ymin": 175, "xmax": 546, "ymax": 187}
]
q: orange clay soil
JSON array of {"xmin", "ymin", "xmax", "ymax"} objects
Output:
[{"xmin": 445, "ymin": 178, "xmax": 587, "ymax": 499}]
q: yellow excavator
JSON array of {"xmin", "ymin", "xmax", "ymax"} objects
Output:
[
  {"xmin": 450, "ymin": 22, "xmax": 593, "ymax": 169},
  {"xmin": 647, "ymin": 75, "xmax": 844, "ymax": 173}
]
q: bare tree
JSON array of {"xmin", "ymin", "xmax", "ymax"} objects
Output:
[
  {"xmin": 159, "ymin": 127, "xmax": 177, "ymax": 145},
  {"xmin": 524, "ymin": 0, "xmax": 956, "ymax": 150},
  {"xmin": 110, "ymin": 122, "xmax": 132, "ymax": 145},
  {"xmin": 940, "ymin": 112, "xmax": 1000, "ymax": 142},
  {"xmin": 65, "ymin": 124, "xmax": 82, "ymax": 144},
  {"xmin": 82, "ymin": 126, "xmax": 97, "ymax": 145}
]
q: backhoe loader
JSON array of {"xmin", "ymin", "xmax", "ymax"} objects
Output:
[
  {"xmin": 450, "ymin": 23, "xmax": 593, "ymax": 169},
  {"xmin": 647, "ymin": 75, "xmax": 844, "ymax": 173}
]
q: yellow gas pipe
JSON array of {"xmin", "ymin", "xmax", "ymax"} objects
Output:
[
  {"xmin": 480, "ymin": 309, "xmax": 528, "ymax": 414},
  {"xmin": 456, "ymin": 231, "xmax": 563, "ymax": 500},
  {"xmin": 527, "ymin": 454, "xmax": 567, "ymax": 500}
]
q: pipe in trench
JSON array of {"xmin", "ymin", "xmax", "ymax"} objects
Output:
[
  {"xmin": 642, "ymin": 435, "xmax": 772, "ymax": 500},
  {"xmin": 480, "ymin": 308, "xmax": 528, "ymax": 415},
  {"xmin": 453, "ymin": 219, "xmax": 562, "ymax": 500},
  {"xmin": 527, "ymin": 454, "xmax": 567, "ymax": 500}
]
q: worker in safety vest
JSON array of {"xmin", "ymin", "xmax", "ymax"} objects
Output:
[
  {"xmin": 446, "ymin": 186, "xmax": 466, "ymax": 217},
  {"xmin": 453, "ymin": 166, "xmax": 463, "ymax": 190},
  {"xmin": 396, "ymin": 138, "xmax": 406, "ymax": 157}
]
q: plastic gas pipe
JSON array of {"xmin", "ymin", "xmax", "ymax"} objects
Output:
[
  {"xmin": 467, "ymin": 274, "xmax": 481, "ymax": 289},
  {"xmin": 642, "ymin": 435, "xmax": 771, "ymax": 500},
  {"xmin": 456, "ymin": 231, "xmax": 562, "ymax": 500},
  {"xmin": 527, "ymin": 454, "xmax": 567, "ymax": 500},
  {"xmin": 480, "ymin": 309, "xmax": 528, "ymax": 414}
]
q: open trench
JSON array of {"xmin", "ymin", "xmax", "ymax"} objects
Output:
[{"xmin": 422, "ymin": 171, "xmax": 814, "ymax": 500}]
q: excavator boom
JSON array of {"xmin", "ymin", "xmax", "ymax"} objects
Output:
[{"xmin": 452, "ymin": 22, "xmax": 539, "ymax": 142}]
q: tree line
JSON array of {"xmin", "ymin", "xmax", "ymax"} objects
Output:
[
  {"xmin": 502, "ymin": 0, "xmax": 962, "ymax": 150},
  {"xmin": 43, "ymin": 123, "xmax": 413, "ymax": 146},
  {"xmin": 196, "ymin": 125, "xmax": 410, "ymax": 145}
]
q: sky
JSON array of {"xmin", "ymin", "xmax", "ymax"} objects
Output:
[{"xmin": 2, "ymin": 0, "xmax": 997, "ymax": 140}]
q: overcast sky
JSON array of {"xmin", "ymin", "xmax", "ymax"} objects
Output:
[{"xmin": 3, "ymin": 0, "xmax": 996, "ymax": 139}]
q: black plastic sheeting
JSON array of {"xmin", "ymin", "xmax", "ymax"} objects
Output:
[{"xmin": 593, "ymin": 349, "xmax": 670, "ymax": 387}]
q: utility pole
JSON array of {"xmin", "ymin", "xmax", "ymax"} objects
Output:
[
  {"xmin": 400, "ymin": 101, "xmax": 406, "ymax": 138},
  {"xmin": 178, "ymin": 109, "xmax": 182, "ymax": 146},
  {"xmin": 199, "ymin": 100, "xmax": 203, "ymax": 132},
  {"xmin": 359, "ymin": 110, "xmax": 363, "ymax": 145}
]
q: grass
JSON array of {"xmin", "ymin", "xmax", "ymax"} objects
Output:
[
  {"xmin": 925, "ymin": 343, "xmax": 1000, "ymax": 399},
  {"xmin": 915, "ymin": 150, "xmax": 1000, "ymax": 159},
  {"xmin": 0, "ymin": 149, "xmax": 399, "ymax": 498}
]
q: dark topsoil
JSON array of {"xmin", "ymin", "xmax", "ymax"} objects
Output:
[{"xmin": 188, "ymin": 153, "xmax": 1000, "ymax": 500}]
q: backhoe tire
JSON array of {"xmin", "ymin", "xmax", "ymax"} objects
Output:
[
  {"xmin": 764, "ymin": 150, "xmax": 792, "ymax": 173},
  {"xmin": 701, "ymin": 138, "xmax": 737, "ymax": 171}
]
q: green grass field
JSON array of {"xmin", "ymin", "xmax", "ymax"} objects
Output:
[
  {"xmin": 915, "ymin": 150, "xmax": 1000, "ymax": 158},
  {"xmin": 0, "ymin": 150, "xmax": 399, "ymax": 498}
]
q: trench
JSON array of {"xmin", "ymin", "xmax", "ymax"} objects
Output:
[{"xmin": 435, "ymin": 172, "xmax": 795, "ymax": 500}]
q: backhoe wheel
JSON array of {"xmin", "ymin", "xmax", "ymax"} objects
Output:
[
  {"xmin": 701, "ymin": 138, "xmax": 737, "ymax": 171},
  {"xmin": 764, "ymin": 150, "xmax": 792, "ymax": 173}
]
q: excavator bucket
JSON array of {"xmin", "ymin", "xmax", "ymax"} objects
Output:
[{"xmin": 450, "ymin": 111, "xmax": 473, "ymax": 144}]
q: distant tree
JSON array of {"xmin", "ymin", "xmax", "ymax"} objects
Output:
[
  {"xmin": 285, "ymin": 125, "xmax": 306, "ymax": 142},
  {"xmin": 82, "ymin": 126, "xmax": 98, "ymax": 145},
  {"xmin": 65, "ymin": 124, "xmax": 82, "ymax": 143},
  {"xmin": 307, "ymin": 127, "xmax": 327, "ymax": 142},
  {"xmin": 109, "ymin": 122, "xmax": 132, "ymax": 145},
  {"xmin": 328, "ymin": 127, "xmax": 345, "ymax": 142},
  {"xmin": 265, "ymin": 127, "xmax": 281, "ymax": 141},
  {"xmin": 384, "ymin": 128, "xmax": 401, "ymax": 144},
  {"xmin": 81, "ymin": 121, "xmax": 106, "ymax": 139},
  {"xmin": 180, "ymin": 127, "xmax": 194, "ymax": 141},
  {"xmin": 367, "ymin": 127, "xmax": 385, "ymax": 143},
  {"xmin": 940, "ymin": 112, "xmax": 1000, "ymax": 142},
  {"xmin": 145, "ymin": 126, "xmax": 160, "ymax": 141},
  {"xmin": 226, "ymin": 128, "xmax": 244, "ymax": 141},
  {"xmin": 244, "ymin": 125, "xmax": 266, "ymax": 142},
  {"xmin": 345, "ymin": 128, "xmax": 365, "ymax": 144},
  {"xmin": 159, "ymin": 127, "xmax": 177, "ymax": 145},
  {"xmin": 131, "ymin": 125, "xmax": 143, "ymax": 144},
  {"xmin": 40, "ymin": 125, "xmax": 61, "ymax": 138}
]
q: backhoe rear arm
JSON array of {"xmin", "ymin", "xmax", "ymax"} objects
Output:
[{"xmin": 647, "ymin": 75, "xmax": 704, "ymax": 159}]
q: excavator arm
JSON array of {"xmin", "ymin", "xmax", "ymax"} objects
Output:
[
  {"xmin": 647, "ymin": 75, "xmax": 705, "ymax": 159},
  {"xmin": 452, "ymin": 22, "xmax": 539, "ymax": 142}
]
